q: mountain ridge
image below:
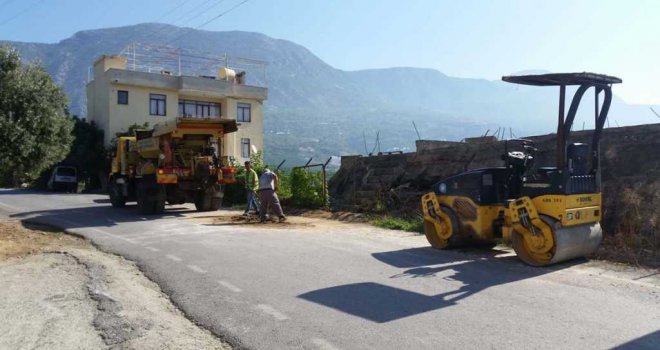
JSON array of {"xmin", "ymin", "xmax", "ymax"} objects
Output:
[{"xmin": 2, "ymin": 23, "xmax": 657, "ymax": 164}]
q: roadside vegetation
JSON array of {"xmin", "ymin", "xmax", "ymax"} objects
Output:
[
  {"xmin": 369, "ymin": 215, "xmax": 424, "ymax": 233},
  {"xmin": 224, "ymin": 152, "xmax": 328, "ymax": 209},
  {"xmin": 0, "ymin": 46, "xmax": 73, "ymax": 187},
  {"xmin": 34, "ymin": 116, "xmax": 108, "ymax": 191},
  {"xmin": 598, "ymin": 184, "xmax": 660, "ymax": 267},
  {"xmin": 290, "ymin": 168, "xmax": 328, "ymax": 208}
]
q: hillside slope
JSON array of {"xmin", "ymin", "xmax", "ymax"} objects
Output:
[{"xmin": 2, "ymin": 23, "xmax": 656, "ymax": 164}]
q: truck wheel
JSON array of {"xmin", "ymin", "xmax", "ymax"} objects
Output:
[
  {"xmin": 194, "ymin": 193, "xmax": 212, "ymax": 212},
  {"xmin": 210, "ymin": 197, "xmax": 222, "ymax": 210},
  {"xmin": 109, "ymin": 182, "xmax": 126, "ymax": 208},
  {"xmin": 137, "ymin": 188, "xmax": 152, "ymax": 215},
  {"xmin": 137, "ymin": 183, "xmax": 155, "ymax": 215},
  {"xmin": 136, "ymin": 180, "xmax": 166, "ymax": 215},
  {"xmin": 153, "ymin": 199, "xmax": 165, "ymax": 214},
  {"xmin": 194, "ymin": 193, "xmax": 222, "ymax": 212}
]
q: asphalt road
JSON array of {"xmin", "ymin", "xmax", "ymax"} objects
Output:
[{"xmin": 0, "ymin": 189, "xmax": 658, "ymax": 350}]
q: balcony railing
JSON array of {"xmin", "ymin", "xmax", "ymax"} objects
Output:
[
  {"xmin": 178, "ymin": 113, "xmax": 222, "ymax": 119},
  {"xmin": 118, "ymin": 43, "xmax": 267, "ymax": 88}
]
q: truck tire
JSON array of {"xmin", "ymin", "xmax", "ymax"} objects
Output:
[
  {"xmin": 136, "ymin": 182, "xmax": 165, "ymax": 215},
  {"xmin": 136, "ymin": 184, "xmax": 153, "ymax": 214},
  {"xmin": 109, "ymin": 181, "xmax": 126, "ymax": 208},
  {"xmin": 194, "ymin": 193, "xmax": 212, "ymax": 211},
  {"xmin": 211, "ymin": 197, "xmax": 222, "ymax": 210},
  {"xmin": 153, "ymin": 199, "xmax": 165, "ymax": 214},
  {"xmin": 194, "ymin": 193, "xmax": 222, "ymax": 212}
]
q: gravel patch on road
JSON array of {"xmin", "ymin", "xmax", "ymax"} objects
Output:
[{"xmin": 0, "ymin": 220, "xmax": 230, "ymax": 350}]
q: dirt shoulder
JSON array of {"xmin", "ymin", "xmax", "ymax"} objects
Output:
[{"xmin": 0, "ymin": 220, "xmax": 230, "ymax": 350}]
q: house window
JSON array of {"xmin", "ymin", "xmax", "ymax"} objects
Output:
[
  {"xmin": 117, "ymin": 90, "xmax": 128, "ymax": 105},
  {"xmin": 178, "ymin": 99, "xmax": 221, "ymax": 118},
  {"xmin": 149, "ymin": 94, "xmax": 166, "ymax": 116},
  {"xmin": 237, "ymin": 102, "xmax": 251, "ymax": 122},
  {"xmin": 241, "ymin": 138, "xmax": 251, "ymax": 158}
]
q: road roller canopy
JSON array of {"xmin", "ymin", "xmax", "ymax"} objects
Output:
[
  {"xmin": 501, "ymin": 72, "xmax": 622, "ymax": 173},
  {"xmin": 502, "ymin": 72, "xmax": 622, "ymax": 87}
]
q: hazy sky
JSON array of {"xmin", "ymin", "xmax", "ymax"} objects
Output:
[{"xmin": 1, "ymin": 0, "xmax": 658, "ymax": 105}]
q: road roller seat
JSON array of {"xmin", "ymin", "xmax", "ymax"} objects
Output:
[
  {"xmin": 567, "ymin": 143, "xmax": 590, "ymax": 176},
  {"xmin": 565, "ymin": 143, "xmax": 596, "ymax": 194},
  {"xmin": 536, "ymin": 166, "xmax": 558, "ymax": 179}
]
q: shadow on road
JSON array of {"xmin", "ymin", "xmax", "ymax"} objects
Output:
[
  {"xmin": 611, "ymin": 329, "xmax": 660, "ymax": 350},
  {"xmin": 299, "ymin": 247, "xmax": 580, "ymax": 323},
  {"xmin": 10, "ymin": 204, "xmax": 198, "ymax": 229},
  {"xmin": 0, "ymin": 188, "xmax": 75, "ymax": 196}
]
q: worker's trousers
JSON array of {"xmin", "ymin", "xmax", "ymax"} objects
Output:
[
  {"xmin": 244, "ymin": 189, "xmax": 260, "ymax": 214},
  {"xmin": 258, "ymin": 189, "xmax": 284, "ymax": 221}
]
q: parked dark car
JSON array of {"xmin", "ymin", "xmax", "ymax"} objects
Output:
[{"xmin": 47, "ymin": 166, "xmax": 78, "ymax": 192}]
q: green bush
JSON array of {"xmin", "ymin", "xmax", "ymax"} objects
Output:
[
  {"xmin": 290, "ymin": 168, "xmax": 328, "ymax": 208},
  {"xmin": 68, "ymin": 117, "xmax": 107, "ymax": 190},
  {"xmin": 370, "ymin": 216, "xmax": 424, "ymax": 233},
  {"xmin": 275, "ymin": 169, "xmax": 292, "ymax": 200}
]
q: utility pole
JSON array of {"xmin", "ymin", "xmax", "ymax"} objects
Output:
[
  {"xmin": 177, "ymin": 48, "xmax": 181, "ymax": 76},
  {"xmin": 412, "ymin": 121, "xmax": 421, "ymax": 140}
]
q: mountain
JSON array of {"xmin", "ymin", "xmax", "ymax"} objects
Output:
[{"xmin": 2, "ymin": 23, "xmax": 657, "ymax": 166}]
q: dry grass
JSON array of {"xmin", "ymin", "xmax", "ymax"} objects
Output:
[
  {"xmin": 598, "ymin": 183, "xmax": 660, "ymax": 267},
  {"xmin": 0, "ymin": 220, "xmax": 87, "ymax": 261}
]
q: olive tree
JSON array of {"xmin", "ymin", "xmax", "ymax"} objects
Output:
[{"xmin": 0, "ymin": 46, "xmax": 73, "ymax": 186}]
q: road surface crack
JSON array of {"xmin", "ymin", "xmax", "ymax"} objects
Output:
[{"xmin": 59, "ymin": 251, "xmax": 153, "ymax": 348}]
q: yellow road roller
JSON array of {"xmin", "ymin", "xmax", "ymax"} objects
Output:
[{"xmin": 422, "ymin": 72, "xmax": 622, "ymax": 266}]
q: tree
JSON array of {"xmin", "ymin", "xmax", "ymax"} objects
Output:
[
  {"xmin": 66, "ymin": 117, "xmax": 107, "ymax": 189},
  {"xmin": 0, "ymin": 46, "xmax": 73, "ymax": 186}
]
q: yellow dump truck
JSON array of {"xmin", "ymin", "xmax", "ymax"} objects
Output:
[{"xmin": 108, "ymin": 118, "xmax": 238, "ymax": 214}]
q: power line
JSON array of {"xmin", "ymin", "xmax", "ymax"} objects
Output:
[
  {"xmin": 194, "ymin": 0, "xmax": 248, "ymax": 29},
  {"xmin": 166, "ymin": 0, "xmax": 251, "ymax": 45},
  {"xmin": 650, "ymin": 107, "xmax": 660, "ymax": 119},
  {"xmin": 0, "ymin": 0, "xmax": 45, "ymax": 26},
  {"xmin": 152, "ymin": 0, "xmax": 195, "ymax": 23},
  {"xmin": 170, "ymin": 0, "xmax": 215, "ymax": 25},
  {"xmin": 175, "ymin": 0, "xmax": 225, "ymax": 27},
  {"xmin": 142, "ymin": 0, "xmax": 225, "ymax": 44}
]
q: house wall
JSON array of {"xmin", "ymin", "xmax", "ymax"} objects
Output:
[
  {"xmin": 107, "ymin": 84, "xmax": 179, "ymax": 137},
  {"xmin": 224, "ymin": 97, "xmax": 264, "ymax": 163},
  {"xmin": 86, "ymin": 56, "xmax": 267, "ymax": 161}
]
